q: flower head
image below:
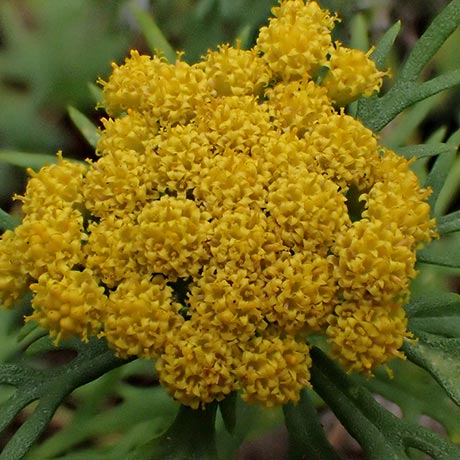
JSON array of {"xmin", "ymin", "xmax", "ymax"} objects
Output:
[{"xmin": 0, "ymin": 0, "xmax": 434, "ymax": 408}]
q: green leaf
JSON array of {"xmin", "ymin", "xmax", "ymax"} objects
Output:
[
  {"xmin": 369, "ymin": 21, "xmax": 401, "ymax": 70},
  {"xmin": 394, "ymin": 143, "xmax": 455, "ymax": 160},
  {"xmin": 130, "ymin": 5, "xmax": 176, "ymax": 62},
  {"xmin": 0, "ymin": 150, "xmax": 86, "ymax": 172},
  {"xmin": 0, "ymin": 337, "xmax": 126, "ymax": 460},
  {"xmin": 218, "ymin": 391, "xmax": 237, "ymax": 434},
  {"xmin": 363, "ymin": 360, "xmax": 460, "ymax": 444},
  {"xmin": 425, "ymin": 149, "xmax": 457, "ymax": 212},
  {"xmin": 403, "ymin": 331, "xmax": 460, "ymax": 408},
  {"xmin": 88, "ymin": 82, "xmax": 103, "ymax": 106},
  {"xmin": 0, "ymin": 150, "xmax": 61, "ymax": 171},
  {"xmin": 67, "ymin": 106, "xmax": 100, "ymax": 148},
  {"xmin": 437, "ymin": 211, "xmax": 460, "ymax": 235},
  {"xmin": 349, "ymin": 14, "xmax": 369, "ymax": 52},
  {"xmin": 283, "ymin": 389, "xmax": 339, "ymax": 460},
  {"xmin": 28, "ymin": 361, "xmax": 177, "ymax": 460},
  {"xmin": 398, "ymin": 0, "xmax": 460, "ymax": 82},
  {"xmin": 310, "ymin": 347, "xmax": 460, "ymax": 460},
  {"xmin": 417, "ymin": 239, "xmax": 460, "ymax": 268},
  {"xmin": 130, "ymin": 403, "xmax": 218, "ymax": 460},
  {"xmin": 406, "ymin": 291, "xmax": 460, "ymax": 338},
  {"xmin": 0, "ymin": 208, "xmax": 21, "ymax": 231},
  {"xmin": 358, "ymin": 1, "xmax": 460, "ymax": 132}
]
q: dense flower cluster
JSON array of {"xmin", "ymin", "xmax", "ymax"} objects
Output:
[{"xmin": 0, "ymin": 0, "xmax": 435, "ymax": 408}]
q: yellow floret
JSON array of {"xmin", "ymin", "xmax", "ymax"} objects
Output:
[
  {"xmin": 0, "ymin": 230, "xmax": 29, "ymax": 308},
  {"xmin": 102, "ymin": 274, "xmax": 184, "ymax": 359},
  {"xmin": 102, "ymin": 50, "xmax": 208, "ymax": 125},
  {"xmin": 156, "ymin": 321, "xmax": 238, "ymax": 409},
  {"xmin": 327, "ymin": 302, "xmax": 411, "ymax": 373},
  {"xmin": 134, "ymin": 196, "xmax": 211, "ymax": 280},
  {"xmin": 29, "ymin": 269, "xmax": 106, "ymax": 343},
  {"xmin": 321, "ymin": 44, "xmax": 387, "ymax": 106},
  {"xmin": 256, "ymin": 0, "xmax": 336, "ymax": 81},
  {"xmin": 236, "ymin": 334, "xmax": 312, "ymax": 407},
  {"xmin": 203, "ymin": 43, "xmax": 270, "ymax": 97}
]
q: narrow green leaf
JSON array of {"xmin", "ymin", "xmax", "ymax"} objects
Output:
[
  {"xmin": 283, "ymin": 389, "xmax": 340, "ymax": 460},
  {"xmin": 350, "ymin": 14, "xmax": 369, "ymax": 52},
  {"xmin": 417, "ymin": 239, "xmax": 460, "ymax": 268},
  {"xmin": 394, "ymin": 143, "xmax": 455, "ymax": 160},
  {"xmin": 130, "ymin": 403, "xmax": 218, "ymax": 460},
  {"xmin": 409, "ymin": 69, "xmax": 460, "ymax": 109},
  {"xmin": 362, "ymin": 70, "xmax": 460, "ymax": 132},
  {"xmin": 87, "ymin": 82, "xmax": 103, "ymax": 106},
  {"xmin": 130, "ymin": 5, "xmax": 176, "ymax": 62},
  {"xmin": 406, "ymin": 291, "xmax": 460, "ymax": 337},
  {"xmin": 437, "ymin": 211, "xmax": 460, "ymax": 235},
  {"xmin": 0, "ymin": 338, "xmax": 125, "ymax": 460},
  {"xmin": 68, "ymin": 106, "xmax": 100, "ymax": 148},
  {"xmin": 425, "ymin": 149, "xmax": 457, "ymax": 211},
  {"xmin": 398, "ymin": 0, "xmax": 460, "ymax": 82},
  {"xmin": 0, "ymin": 151, "xmax": 60, "ymax": 171},
  {"xmin": 363, "ymin": 361, "xmax": 460, "ymax": 444},
  {"xmin": 0, "ymin": 208, "xmax": 21, "ymax": 231},
  {"xmin": 218, "ymin": 391, "xmax": 237, "ymax": 434},
  {"xmin": 311, "ymin": 347, "xmax": 460, "ymax": 460},
  {"xmin": 434, "ymin": 153, "xmax": 460, "ymax": 217},
  {"xmin": 369, "ymin": 21, "xmax": 401, "ymax": 69},
  {"xmin": 403, "ymin": 331, "xmax": 460, "ymax": 407},
  {"xmin": 0, "ymin": 150, "xmax": 86, "ymax": 171}
]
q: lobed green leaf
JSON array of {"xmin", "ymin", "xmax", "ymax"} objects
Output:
[
  {"xmin": 0, "ymin": 338, "xmax": 126, "ymax": 460},
  {"xmin": 358, "ymin": 1, "xmax": 460, "ymax": 131},
  {"xmin": 394, "ymin": 143, "xmax": 455, "ymax": 160},
  {"xmin": 129, "ymin": 403, "xmax": 218, "ymax": 460},
  {"xmin": 403, "ymin": 332, "xmax": 460, "ymax": 408},
  {"xmin": 283, "ymin": 389, "xmax": 339, "ymax": 460},
  {"xmin": 437, "ymin": 211, "xmax": 460, "ymax": 235},
  {"xmin": 310, "ymin": 347, "xmax": 460, "ymax": 460}
]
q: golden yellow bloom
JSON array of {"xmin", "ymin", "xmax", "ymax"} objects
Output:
[
  {"xmin": 102, "ymin": 274, "xmax": 184, "ymax": 359},
  {"xmin": 330, "ymin": 220, "xmax": 417, "ymax": 303},
  {"xmin": 203, "ymin": 43, "xmax": 270, "ymax": 97},
  {"xmin": 29, "ymin": 269, "xmax": 105, "ymax": 343},
  {"xmin": 236, "ymin": 334, "xmax": 312, "ymax": 407},
  {"xmin": 266, "ymin": 170, "xmax": 350, "ymax": 254},
  {"xmin": 304, "ymin": 112, "xmax": 381, "ymax": 191},
  {"xmin": 156, "ymin": 321, "xmax": 238, "ymax": 409},
  {"xmin": 102, "ymin": 50, "xmax": 208, "ymax": 125},
  {"xmin": 266, "ymin": 79, "xmax": 333, "ymax": 136},
  {"xmin": 0, "ymin": 0, "xmax": 435, "ymax": 408},
  {"xmin": 16, "ymin": 154, "xmax": 86, "ymax": 216},
  {"xmin": 0, "ymin": 230, "xmax": 29, "ymax": 308},
  {"xmin": 256, "ymin": 0, "xmax": 336, "ymax": 81},
  {"xmin": 321, "ymin": 44, "xmax": 387, "ymax": 106},
  {"xmin": 327, "ymin": 302, "xmax": 410, "ymax": 373},
  {"xmin": 135, "ymin": 196, "xmax": 211, "ymax": 280}
]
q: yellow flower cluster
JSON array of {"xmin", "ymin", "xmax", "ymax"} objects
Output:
[{"xmin": 0, "ymin": 0, "xmax": 435, "ymax": 408}]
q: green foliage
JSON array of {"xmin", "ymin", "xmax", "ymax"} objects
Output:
[
  {"xmin": 0, "ymin": 0, "xmax": 130, "ymax": 152},
  {"xmin": 0, "ymin": 337, "xmax": 125, "ymax": 460}
]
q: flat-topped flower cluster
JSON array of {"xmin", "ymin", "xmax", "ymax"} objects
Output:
[{"xmin": 0, "ymin": 0, "xmax": 435, "ymax": 409}]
